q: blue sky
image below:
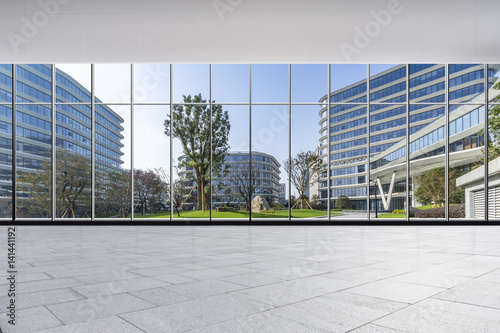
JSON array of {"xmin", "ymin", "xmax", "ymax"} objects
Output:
[{"xmin": 57, "ymin": 63, "xmax": 401, "ymax": 196}]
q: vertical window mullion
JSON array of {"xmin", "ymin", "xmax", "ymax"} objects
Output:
[
  {"xmin": 209, "ymin": 64, "xmax": 213, "ymax": 221},
  {"xmin": 169, "ymin": 64, "xmax": 173, "ymax": 221},
  {"xmin": 445, "ymin": 64, "xmax": 449, "ymax": 220},
  {"xmin": 484, "ymin": 64, "xmax": 489, "ymax": 221},
  {"xmin": 327, "ymin": 65, "xmax": 331, "ymax": 219},
  {"xmin": 11, "ymin": 64, "xmax": 16, "ymax": 221},
  {"xmin": 366, "ymin": 65, "xmax": 371, "ymax": 220},
  {"xmin": 249, "ymin": 64, "xmax": 252, "ymax": 222},
  {"xmin": 406, "ymin": 64, "xmax": 410, "ymax": 221},
  {"xmin": 91, "ymin": 64, "xmax": 95, "ymax": 221},
  {"xmin": 288, "ymin": 64, "xmax": 291, "ymax": 221},
  {"xmin": 51, "ymin": 64, "xmax": 56, "ymax": 220},
  {"xmin": 130, "ymin": 64, "xmax": 134, "ymax": 221}
]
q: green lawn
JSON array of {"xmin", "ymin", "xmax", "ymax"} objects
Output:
[
  {"xmin": 376, "ymin": 203, "xmax": 448, "ymax": 218},
  {"xmin": 137, "ymin": 209, "xmax": 333, "ymax": 219}
]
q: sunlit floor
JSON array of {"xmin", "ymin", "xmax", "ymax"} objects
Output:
[{"xmin": 1, "ymin": 225, "xmax": 500, "ymax": 332}]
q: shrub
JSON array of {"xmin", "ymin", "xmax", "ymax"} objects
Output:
[
  {"xmin": 271, "ymin": 203, "xmax": 285, "ymax": 210},
  {"xmin": 264, "ymin": 208, "xmax": 275, "ymax": 214},
  {"xmin": 414, "ymin": 204, "xmax": 465, "ymax": 218},
  {"xmin": 407, "ymin": 207, "xmax": 420, "ymax": 218},
  {"xmin": 392, "ymin": 209, "xmax": 404, "ymax": 214},
  {"xmin": 335, "ymin": 196, "xmax": 351, "ymax": 209}
]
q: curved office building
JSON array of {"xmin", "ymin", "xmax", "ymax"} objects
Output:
[{"xmin": 318, "ymin": 64, "xmax": 500, "ymax": 212}]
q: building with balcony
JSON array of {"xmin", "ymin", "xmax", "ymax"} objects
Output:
[{"xmin": 318, "ymin": 64, "xmax": 500, "ymax": 212}]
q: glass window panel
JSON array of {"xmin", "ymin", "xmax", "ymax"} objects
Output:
[
  {"xmin": 488, "ymin": 64, "xmax": 500, "ymax": 104},
  {"xmin": 251, "ymin": 64, "xmax": 288, "ymax": 103},
  {"xmin": 291, "ymin": 105, "xmax": 326, "ymax": 219},
  {"xmin": 212, "ymin": 105, "xmax": 249, "ymax": 220},
  {"xmin": 487, "ymin": 99, "xmax": 500, "ymax": 220},
  {"xmin": 450, "ymin": 105, "xmax": 484, "ymax": 220},
  {"xmin": 449, "ymin": 64, "xmax": 485, "ymax": 104},
  {"xmin": 330, "ymin": 64, "xmax": 367, "ymax": 103},
  {"xmin": 409, "ymin": 104, "xmax": 446, "ymax": 219},
  {"xmin": 0, "ymin": 64, "xmax": 13, "ymax": 103},
  {"xmin": 16, "ymin": 104, "xmax": 52, "ymax": 218},
  {"xmin": 55, "ymin": 64, "xmax": 91, "ymax": 103},
  {"xmin": 172, "ymin": 64, "xmax": 209, "ymax": 104},
  {"xmin": 369, "ymin": 104, "xmax": 407, "ymax": 220},
  {"xmin": 291, "ymin": 64, "xmax": 327, "ymax": 103},
  {"xmin": 0, "ymin": 105, "xmax": 12, "ymax": 217},
  {"xmin": 133, "ymin": 64, "xmax": 170, "ymax": 103},
  {"xmin": 16, "ymin": 64, "xmax": 52, "ymax": 104},
  {"xmin": 409, "ymin": 64, "xmax": 445, "ymax": 104},
  {"xmin": 251, "ymin": 105, "xmax": 288, "ymax": 220},
  {"xmin": 54, "ymin": 104, "xmax": 91, "ymax": 218},
  {"xmin": 133, "ymin": 105, "xmax": 170, "ymax": 219},
  {"xmin": 94, "ymin": 64, "xmax": 131, "ymax": 104},
  {"xmin": 171, "ymin": 103, "xmax": 211, "ymax": 219},
  {"xmin": 370, "ymin": 64, "xmax": 406, "ymax": 103},
  {"xmin": 95, "ymin": 105, "xmax": 130, "ymax": 219},
  {"xmin": 212, "ymin": 65, "xmax": 249, "ymax": 103}
]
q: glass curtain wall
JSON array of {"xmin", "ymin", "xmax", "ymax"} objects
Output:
[{"xmin": 0, "ymin": 63, "xmax": 496, "ymax": 221}]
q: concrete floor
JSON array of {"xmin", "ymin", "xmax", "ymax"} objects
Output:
[{"xmin": 1, "ymin": 226, "xmax": 500, "ymax": 332}]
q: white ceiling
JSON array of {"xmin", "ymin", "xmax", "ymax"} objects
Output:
[{"xmin": 0, "ymin": 0, "xmax": 499, "ymax": 63}]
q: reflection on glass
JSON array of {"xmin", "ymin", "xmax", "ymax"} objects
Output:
[
  {"xmin": 16, "ymin": 64, "xmax": 52, "ymax": 103},
  {"xmin": 133, "ymin": 64, "xmax": 170, "ymax": 103},
  {"xmin": 54, "ymin": 104, "xmax": 91, "ymax": 218},
  {"xmin": 449, "ymin": 64, "xmax": 485, "ymax": 104},
  {"xmin": 488, "ymin": 64, "xmax": 500, "ymax": 104},
  {"xmin": 291, "ymin": 105, "xmax": 326, "ymax": 219},
  {"xmin": 172, "ymin": 65, "xmax": 209, "ymax": 104},
  {"xmin": 251, "ymin": 65, "xmax": 288, "ymax": 103},
  {"xmin": 211, "ymin": 105, "xmax": 249, "ymax": 220},
  {"xmin": 370, "ymin": 64, "xmax": 406, "ymax": 103},
  {"xmin": 330, "ymin": 64, "xmax": 367, "ymax": 100},
  {"xmin": 369, "ymin": 103, "xmax": 407, "ymax": 219},
  {"xmin": 291, "ymin": 64, "xmax": 327, "ymax": 103},
  {"xmin": 95, "ymin": 105, "xmax": 130, "ymax": 218},
  {"xmin": 94, "ymin": 64, "xmax": 131, "ymax": 103},
  {"xmin": 251, "ymin": 105, "xmax": 287, "ymax": 220},
  {"xmin": 56, "ymin": 64, "xmax": 91, "ymax": 102},
  {"xmin": 486, "ymin": 100, "xmax": 500, "ymax": 220},
  {"xmin": 409, "ymin": 64, "xmax": 444, "ymax": 104},
  {"xmin": 0, "ymin": 105, "xmax": 12, "ymax": 218},
  {"xmin": 212, "ymin": 65, "xmax": 249, "ymax": 103},
  {"xmin": 170, "ymin": 99, "xmax": 213, "ymax": 219},
  {"xmin": 16, "ymin": 104, "xmax": 52, "ymax": 218},
  {"xmin": 0, "ymin": 64, "xmax": 13, "ymax": 103},
  {"xmin": 133, "ymin": 105, "xmax": 170, "ymax": 219},
  {"xmin": 408, "ymin": 104, "xmax": 446, "ymax": 219}
]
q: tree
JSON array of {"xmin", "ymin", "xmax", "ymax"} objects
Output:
[
  {"xmin": 18, "ymin": 150, "xmax": 91, "ymax": 218},
  {"xmin": 283, "ymin": 151, "xmax": 322, "ymax": 209},
  {"xmin": 134, "ymin": 169, "xmax": 164, "ymax": 215},
  {"xmin": 482, "ymin": 82, "xmax": 500, "ymax": 161},
  {"xmin": 227, "ymin": 161, "xmax": 259, "ymax": 210},
  {"xmin": 164, "ymin": 94, "xmax": 230, "ymax": 211},
  {"xmin": 101, "ymin": 170, "xmax": 132, "ymax": 218},
  {"xmin": 171, "ymin": 178, "xmax": 185, "ymax": 217},
  {"xmin": 335, "ymin": 195, "xmax": 351, "ymax": 209},
  {"xmin": 414, "ymin": 167, "xmax": 464, "ymax": 206}
]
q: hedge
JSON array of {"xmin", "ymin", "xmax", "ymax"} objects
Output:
[{"xmin": 413, "ymin": 204, "xmax": 465, "ymax": 218}]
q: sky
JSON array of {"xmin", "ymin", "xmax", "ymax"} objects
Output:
[{"xmin": 55, "ymin": 63, "xmax": 402, "ymax": 197}]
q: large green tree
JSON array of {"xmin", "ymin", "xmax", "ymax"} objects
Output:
[
  {"xmin": 484, "ymin": 82, "xmax": 500, "ymax": 160},
  {"xmin": 414, "ymin": 167, "xmax": 464, "ymax": 206},
  {"xmin": 164, "ymin": 94, "xmax": 230, "ymax": 211}
]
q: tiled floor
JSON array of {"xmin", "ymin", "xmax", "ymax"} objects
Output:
[{"xmin": 1, "ymin": 226, "xmax": 500, "ymax": 332}]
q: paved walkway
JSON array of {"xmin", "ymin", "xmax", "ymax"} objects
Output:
[{"xmin": 1, "ymin": 226, "xmax": 500, "ymax": 332}]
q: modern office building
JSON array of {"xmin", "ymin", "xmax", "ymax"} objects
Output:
[
  {"xmin": 0, "ymin": 64, "xmax": 125, "ymax": 207},
  {"xmin": 279, "ymin": 183, "xmax": 286, "ymax": 205},
  {"xmin": 318, "ymin": 64, "xmax": 500, "ymax": 211},
  {"xmin": 178, "ymin": 151, "xmax": 281, "ymax": 207}
]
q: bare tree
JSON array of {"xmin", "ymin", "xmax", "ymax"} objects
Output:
[
  {"xmin": 227, "ymin": 161, "xmax": 259, "ymax": 210},
  {"xmin": 283, "ymin": 151, "xmax": 322, "ymax": 209}
]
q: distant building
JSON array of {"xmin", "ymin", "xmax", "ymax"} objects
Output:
[
  {"xmin": 279, "ymin": 183, "xmax": 286, "ymax": 204},
  {"xmin": 179, "ymin": 151, "xmax": 281, "ymax": 207}
]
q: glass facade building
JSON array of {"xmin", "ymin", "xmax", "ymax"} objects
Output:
[{"xmin": 319, "ymin": 64, "xmax": 500, "ymax": 216}]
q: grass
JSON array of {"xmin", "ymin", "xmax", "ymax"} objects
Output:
[
  {"xmin": 137, "ymin": 209, "xmax": 334, "ymax": 219},
  {"xmin": 376, "ymin": 203, "xmax": 455, "ymax": 218}
]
